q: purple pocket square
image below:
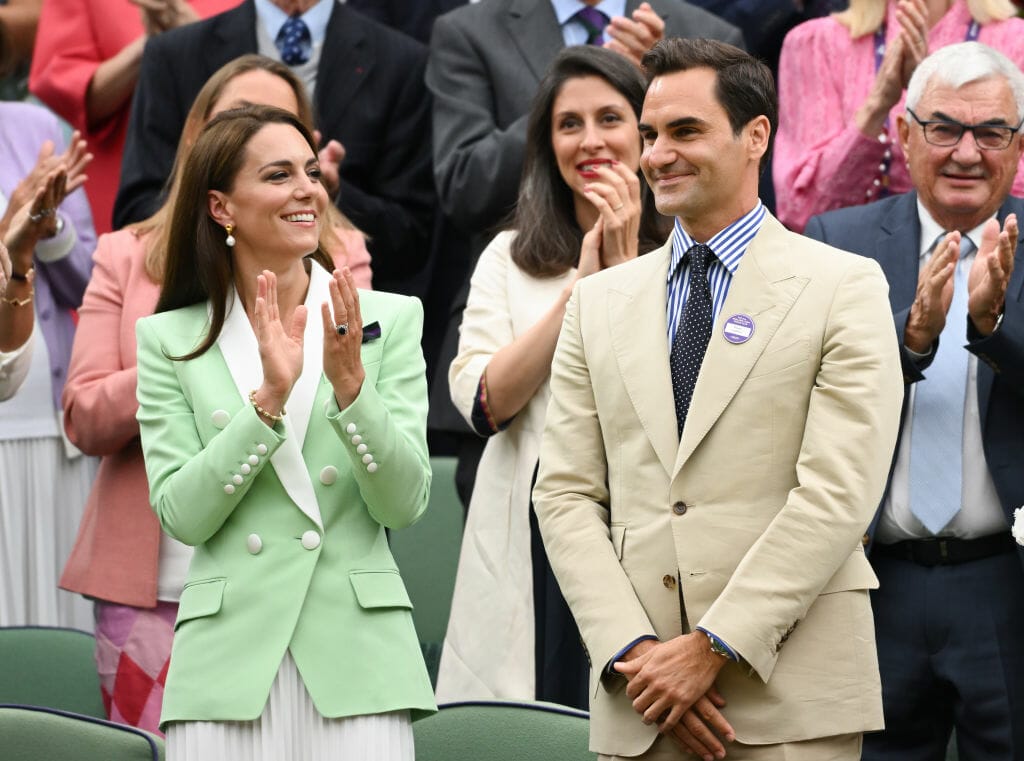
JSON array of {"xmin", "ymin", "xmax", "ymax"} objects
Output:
[{"xmin": 362, "ymin": 321, "xmax": 382, "ymax": 343}]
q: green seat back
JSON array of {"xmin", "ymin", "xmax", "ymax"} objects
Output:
[
  {"xmin": 390, "ymin": 456, "xmax": 464, "ymax": 684},
  {"xmin": 0, "ymin": 627, "xmax": 105, "ymax": 718},
  {"xmin": 0, "ymin": 704, "xmax": 164, "ymax": 760},
  {"xmin": 414, "ymin": 700, "xmax": 596, "ymax": 761}
]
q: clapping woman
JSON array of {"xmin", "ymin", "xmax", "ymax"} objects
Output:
[
  {"xmin": 61, "ymin": 55, "xmax": 369, "ymax": 734},
  {"xmin": 135, "ymin": 105, "xmax": 433, "ymax": 759},
  {"xmin": 435, "ymin": 46, "xmax": 669, "ymax": 708}
]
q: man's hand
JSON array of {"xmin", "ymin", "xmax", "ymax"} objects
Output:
[
  {"xmin": 315, "ymin": 130, "xmax": 345, "ymax": 198},
  {"xmin": 968, "ymin": 214, "xmax": 1017, "ymax": 336},
  {"xmin": 614, "ymin": 633, "xmax": 734, "ymax": 758},
  {"xmin": 605, "ymin": 2, "xmax": 664, "ymax": 69},
  {"xmin": 904, "ymin": 231, "xmax": 959, "ymax": 353}
]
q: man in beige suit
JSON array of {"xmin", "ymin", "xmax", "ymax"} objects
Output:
[{"xmin": 533, "ymin": 38, "xmax": 905, "ymax": 760}]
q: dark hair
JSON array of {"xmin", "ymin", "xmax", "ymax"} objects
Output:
[
  {"xmin": 510, "ymin": 46, "xmax": 669, "ymax": 278},
  {"xmin": 642, "ymin": 38, "xmax": 777, "ymax": 172},
  {"xmin": 156, "ymin": 104, "xmax": 333, "ymax": 360}
]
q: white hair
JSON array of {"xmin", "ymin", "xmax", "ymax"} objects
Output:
[{"xmin": 906, "ymin": 42, "xmax": 1024, "ymax": 122}]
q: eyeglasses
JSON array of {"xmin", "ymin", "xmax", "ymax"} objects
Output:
[{"xmin": 906, "ymin": 108, "xmax": 1024, "ymax": 150}]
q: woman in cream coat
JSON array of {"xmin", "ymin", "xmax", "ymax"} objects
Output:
[
  {"xmin": 136, "ymin": 105, "xmax": 432, "ymax": 760},
  {"xmin": 435, "ymin": 47, "xmax": 669, "ymax": 708}
]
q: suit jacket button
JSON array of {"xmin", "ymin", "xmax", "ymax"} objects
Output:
[
  {"xmin": 662, "ymin": 574, "xmax": 677, "ymax": 590},
  {"xmin": 367, "ymin": 462, "xmax": 379, "ymax": 474},
  {"xmin": 211, "ymin": 409, "xmax": 230, "ymax": 428},
  {"xmin": 862, "ymin": 533, "xmax": 870, "ymax": 547},
  {"xmin": 672, "ymin": 501, "xmax": 687, "ymax": 515},
  {"xmin": 320, "ymin": 465, "xmax": 338, "ymax": 485},
  {"xmin": 301, "ymin": 530, "xmax": 321, "ymax": 550},
  {"xmin": 247, "ymin": 533, "xmax": 263, "ymax": 555}
]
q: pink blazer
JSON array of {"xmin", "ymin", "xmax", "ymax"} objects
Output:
[
  {"xmin": 61, "ymin": 228, "xmax": 373, "ymax": 607},
  {"xmin": 61, "ymin": 229, "xmax": 162, "ymax": 607}
]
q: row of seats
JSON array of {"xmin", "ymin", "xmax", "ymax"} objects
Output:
[{"xmin": 0, "ymin": 457, "xmax": 599, "ymax": 760}]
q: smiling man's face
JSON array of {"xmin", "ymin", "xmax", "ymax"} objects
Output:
[{"xmin": 899, "ymin": 75, "xmax": 1023, "ymax": 231}]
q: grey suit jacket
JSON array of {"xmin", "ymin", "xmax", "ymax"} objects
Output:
[{"xmin": 426, "ymin": 0, "xmax": 745, "ymax": 239}]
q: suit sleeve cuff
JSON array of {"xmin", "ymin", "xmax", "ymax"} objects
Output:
[
  {"xmin": 604, "ymin": 635, "xmax": 658, "ymax": 677},
  {"xmin": 695, "ymin": 626, "xmax": 740, "ymax": 662}
]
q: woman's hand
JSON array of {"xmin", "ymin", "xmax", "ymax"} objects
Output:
[
  {"xmin": 253, "ymin": 270, "xmax": 306, "ymax": 419},
  {"xmin": 583, "ymin": 160, "xmax": 641, "ymax": 268},
  {"xmin": 321, "ymin": 267, "xmax": 366, "ymax": 409},
  {"xmin": 0, "ymin": 134, "xmax": 91, "ymax": 239},
  {"xmin": 0, "ymin": 240, "xmax": 9, "ymax": 294},
  {"xmin": 4, "ymin": 167, "xmax": 68, "ymax": 271},
  {"xmin": 857, "ymin": 0, "xmax": 928, "ymax": 136}
]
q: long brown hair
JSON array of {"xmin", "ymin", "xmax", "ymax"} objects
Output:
[
  {"xmin": 155, "ymin": 105, "xmax": 333, "ymax": 361},
  {"xmin": 131, "ymin": 54, "xmax": 359, "ymax": 282},
  {"xmin": 510, "ymin": 46, "xmax": 669, "ymax": 278}
]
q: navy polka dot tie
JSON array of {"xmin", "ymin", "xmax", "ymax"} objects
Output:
[
  {"xmin": 276, "ymin": 14, "xmax": 311, "ymax": 66},
  {"xmin": 670, "ymin": 244, "xmax": 716, "ymax": 438}
]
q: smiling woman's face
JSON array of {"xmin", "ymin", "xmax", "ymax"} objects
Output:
[
  {"xmin": 210, "ymin": 122, "xmax": 328, "ymax": 264},
  {"xmin": 550, "ymin": 74, "xmax": 640, "ymax": 203}
]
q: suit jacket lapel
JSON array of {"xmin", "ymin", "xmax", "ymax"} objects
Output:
[
  {"xmin": 608, "ymin": 243, "xmax": 678, "ymax": 476},
  {"xmin": 208, "ymin": 1, "xmax": 259, "ymax": 74},
  {"xmin": 673, "ymin": 215, "xmax": 808, "ymax": 477},
  {"xmin": 316, "ymin": 4, "xmax": 370, "ymax": 121},
  {"xmin": 877, "ymin": 192, "xmax": 921, "ymax": 313},
  {"xmin": 505, "ymin": 0, "xmax": 565, "ymax": 82},
  {"xmin": 216, "ymin": 272, "xmax": 324, "ymax": 530}
]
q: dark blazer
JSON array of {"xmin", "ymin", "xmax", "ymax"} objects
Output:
[
  {"xmin": 346, "ymin": 0, "xmax": 466, "ymax": 44},
  {"xmin": 426, "ymin": 0, "xmax": 745, "ymax": 239},
  {"xmin": 805, "ymin": 192, "xmax": 1024, "ymax": 546},
  {"xmin": 112, "ymin": 0, "xmax": 435, "ymax": 293}
]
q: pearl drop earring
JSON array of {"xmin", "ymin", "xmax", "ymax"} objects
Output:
[{"xmin": 225, "ymin": 224, "xmax": 236, "ymax": 247}]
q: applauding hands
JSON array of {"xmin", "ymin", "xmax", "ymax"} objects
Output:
[{"xmin": 578, "ymin": 160, "xmax": 643, "ymax": 280}]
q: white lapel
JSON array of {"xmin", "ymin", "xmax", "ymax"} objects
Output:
[{"xmin": 215, "ymin": 261, "xmax": 329, "ymax": 530}]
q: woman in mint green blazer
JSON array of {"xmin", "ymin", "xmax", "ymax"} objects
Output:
[{"xmin": 135, "ymin": 105, "xmax": 435, "ymax": 761}]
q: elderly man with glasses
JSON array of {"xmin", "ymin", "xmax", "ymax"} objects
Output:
[{"xmin": 805, "ymin": 40, "xmax": 1024, "ymax": 761}]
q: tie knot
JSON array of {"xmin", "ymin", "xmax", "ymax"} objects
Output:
[
  {"xmin": 959, "ymin": 235, "xmax": 976, "ymax": 257},
  {"xmin": 276, "ymin": 14, "xmax": 311, "ymax": 66},
  {"xmin": 685, "ymin": 243, "xmax": 715, "ymax": 279},
  {"xmin": 573, "ymin": 7, "xmax": 609, "ymax": 45}
]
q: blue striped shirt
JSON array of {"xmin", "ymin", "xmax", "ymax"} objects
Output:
[{"xmin": 666, "ymin": 203, "xmax": 767, "ymax": 348}]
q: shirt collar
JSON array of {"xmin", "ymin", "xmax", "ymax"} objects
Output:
[
  {"xmin": 550, "ymin": 0, "xmax": 627, "ymax": 26},
  {"xmin": 254, "ymin": 0, "xmax": 333, "ymax": 47},
  {"xmin": 915, "ymin": 198, "xmax": 993, "ymax": 258},
  {"xmin": 667, "ymin": 201, "xmax": 767, "ymax": 281}
]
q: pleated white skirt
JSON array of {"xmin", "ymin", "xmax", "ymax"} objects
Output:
[
  {"xmin": 0, "ymin": 437, "xmax": 96, "ymax": 629},
  {"xmin": 166, "ymin": 652, "xmax": 415, "ymax": 761}
]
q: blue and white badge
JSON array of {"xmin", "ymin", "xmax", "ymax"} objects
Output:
[{"xmin": 722, "ymin": 314, "xmax": 754, "ymax": 344}]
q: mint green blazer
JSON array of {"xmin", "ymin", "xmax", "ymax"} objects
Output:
[{"xmin": 136, "ymin": 264, "xmax": 435, "ymax": 726}]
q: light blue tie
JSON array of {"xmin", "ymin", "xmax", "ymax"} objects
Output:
[{"xmin": 909, "ymin": 234, "xmax": 975, "ymax": 534}]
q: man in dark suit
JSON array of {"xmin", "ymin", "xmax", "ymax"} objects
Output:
[
  {"xmin": 805, "ymin": 41, "xmax": 1024, "ymax": 761},
  {"xmin": 424, "ymin": 0, "xmax": 744, "ymax": 503},
  {"xmin": 113, "ymin": 0, "xmax": 434, "ymax": 294}
]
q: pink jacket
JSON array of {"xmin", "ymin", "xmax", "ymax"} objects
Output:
[
  {"xmin": 61, "ymin": 228, "xmax": 372, "ymax": 607},
  {"xmin": 774, "ymin": 0, "xmax": 1024, "ymax": 232}
]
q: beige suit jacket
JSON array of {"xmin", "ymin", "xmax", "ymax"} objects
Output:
[{"xmin": 533, "ymin": 214, "xmax": 904, "ymax": 755}]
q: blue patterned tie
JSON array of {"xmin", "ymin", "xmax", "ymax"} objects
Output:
[
  {"xmin": 276, "ymin": 14, "xmax": 311, "ymax": 66},
  {"xmin": 573, "ymin": 6, "xmax": 610, "ymax": 45},
  {"xmin": 670, "ymin": 244, "xmax": 716, "ymax": 438},
  {"xmin": 908, "ymin": 234, "xmax": 975, "ymax": 533}
]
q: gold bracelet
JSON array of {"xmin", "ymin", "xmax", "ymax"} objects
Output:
[
  {"xmin": 249, "ymin": 389, "xmax": 285, "ymax": 422},
  {"xmin": 1, "ymin": 288, "xmax": 34, "ymax": 307}
]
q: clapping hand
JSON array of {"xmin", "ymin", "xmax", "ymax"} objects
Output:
[
  {"xmin": 314, "ymin": 130, "xmax": 345, "ymax": 197},
  {"xmin": 904, "ymin": 230, "xmax": 959, "ymax": 353},
  {"xmin": 0, "ymin": 133, "xmax": 91, "ymax": 240},
  {"xmin": 252, "ymin": 270, "xmax": 307, "ymax": 422},
  {"xmin": 583, "ymin": 160, "xmax": 641, "ymax": 269},
  {"xmin": 132, "ymin": 0, "xmax": 199, "ymax": 35},
  {"xmin": 968, "ymin": 213, "xmax": 1017, "ymax": 336},
  {"xmin": 605, "ymin": 2, "xmax": 665, "ymax": 69},
  {"xmin": 4, "ymin": 167, "xmax": 70, "ymax": 273},
  {"xmin": 320, "ymin": 267, "xmax": 365, "ymax": 409}
]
